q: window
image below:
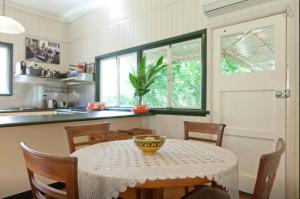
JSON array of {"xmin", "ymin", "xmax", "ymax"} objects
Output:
[
  {"xmin": 0, "ymin": 42, "xmax": 13, "ymax": 96},
  {"xmin": 143, "ymin": 39, "xmax": 202, "ymax": 109},
  {"xmin": 96, "ymin": 30, "xmax": 207, "ymax": 115},
  {"xmin": 100, "ymin": 52, "xmax": 137, "ymax": 106},
  {"xmin": 221, "ymin": 26, "xmax": 275, "ymax": 75},
  {"xmin": 143, "ymin": 46, "xmax": 168, "ymax": 108}
]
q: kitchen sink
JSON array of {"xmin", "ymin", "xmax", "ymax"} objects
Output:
[{"xmin": 54, "ymin": 110, "xmax": 87, "ymax": 115}]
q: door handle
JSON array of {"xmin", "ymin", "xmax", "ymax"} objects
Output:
[{"xmin": 275, "ymin": 89, "xmax": 290, "ymax": 98}]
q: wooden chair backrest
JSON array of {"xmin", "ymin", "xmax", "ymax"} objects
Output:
[
  {"xmin": 252, "ymin": 138, "xmax": 285, "ymax": 199},
  {"xmin": 65, "ymin": 122, "xmax": 110, "ymax": 153},
  {"xmin": 118, "ymin": 128, "xmax": 154, "ymax": 138},
  {"xmin": 20, "ymin": 142, "xmax": 78, "ymax": 199},
  {"xmin": 184, "ymin": 121, "xmax": 226, "ymax": 147}
]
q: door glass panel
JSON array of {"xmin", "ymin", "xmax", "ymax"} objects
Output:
[
  {"xmin": 119, "ymin": 53, "xmax": 137, "ymax": 106},
  {"xmin": 221, "ymin": 25, "xmax": 275, "ymax": 75},
  {"xmin": 100, "ymin": 57, "xmax": 118, "ymax": 106},
  {"xmin": 143, "ymin": 46, "xmax": 168, "ymax": 108},
  {"xmin": 171, "ymin": 39, "xmax": 202, "ymax": 108}
]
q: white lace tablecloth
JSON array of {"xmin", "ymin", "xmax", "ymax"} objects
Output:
[{"xmin": 71, "ymin": 139, "xmax": 239, "ymax": 199}]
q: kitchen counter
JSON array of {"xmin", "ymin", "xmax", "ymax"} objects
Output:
[
  {"xmin": 0, "ymin": 108, "xmax": 54, "ymax": 113},
  {"xmin": 0, "ymin": 110, "xmax": 148, "ymax": 197},
  {"xmin": 0, "ymin": 110, "xmax": 154, "ymax": 127}
]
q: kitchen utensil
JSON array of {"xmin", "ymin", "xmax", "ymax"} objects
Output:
[
  {"xmin": 46, "ymin": 70, "xmax": 53, "ymax": 77},
  {"xmin": 29, "ymin": 66, "xmax": 42, "ymax": 76},
  {"xmin": 15, "ymin": 61, "xmax": 27, "ymax": 75},
  {"xmin": 47, "ymin": 99, "xmax": 57, "ymax": 109},
  {"xmin": 41, "ymin": 69, "xmax": 47, "ymax": 76},
  {"xmin": 58, "ymin": 101, "xmax": 68, "ymax": 108}
]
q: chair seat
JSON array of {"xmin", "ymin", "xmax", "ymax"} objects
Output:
[
  {"xmin": 118, "ymin": 128, "xmax": 153, "ymax": 138},
  {"xmin": 106, "ymin": 131, "xmax": 129, "ymax": 141},
  {"xmin": 181, "ymin": 186, "xmax": 231, "ymax": 199}
]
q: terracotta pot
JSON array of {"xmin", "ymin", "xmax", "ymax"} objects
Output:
[{"xmin": 132, "ymin": 105, "xmax": 149, "ymax": 114}]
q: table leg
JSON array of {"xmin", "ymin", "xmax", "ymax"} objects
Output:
[
  {"xmin": 141, "ymin": 188, "xmax": 163, "ymax": 199},
  {"xmin": 136, "ymin": 188, "xmax": 141, "ymax": 199}
]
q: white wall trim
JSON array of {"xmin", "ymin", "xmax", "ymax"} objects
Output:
[
  {"xmin": 285, "ymin": 2, "xmax": 299, "ymax": 198},
  {"xmin": 1, "ymin": 2, "xmax": 66, "ymax": 23},
  {"xmin": 239, "ymin": 173, "xmax": 256, "ymax": 193}
]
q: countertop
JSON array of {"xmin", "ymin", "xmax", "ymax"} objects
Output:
[
  {"xmin": 0, "ymin": 110, "xmax": 155, "ymax": 127},
  {"xmin": 0, "ymin": 108, "xmax": 54, "ymax": 113}
]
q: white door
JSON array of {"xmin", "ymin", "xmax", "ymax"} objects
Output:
[{"xmin": 213, "ymin": 14, "xmax": 286, "ymax": 199}]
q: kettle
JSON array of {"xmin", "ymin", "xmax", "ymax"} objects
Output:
[
  {"xmin": 58, "ymin": 101, "xmax": 68, "ymax": 108},
  {"xmin": 47, "ymin": 99, "xmax": 58, "ymax": 109}
]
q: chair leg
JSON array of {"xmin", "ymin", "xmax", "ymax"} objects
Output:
[
  {"xmin": 135, "ymin": 188, "xmax": 141, "ymax": 199},
  {"xmin": 141, "ymin": 189, "xmax": 163, "ymax": 199},
  {"xmin": 211, "ymin": 180, "xmax": 217, "ymax": 187},
  {"xmin": 194, "ymin": 185, "xmax": 200, "ymax": 190},
  {"xmin": 185, "ymin": 187, "xmax": 189, "ymax": 194}
]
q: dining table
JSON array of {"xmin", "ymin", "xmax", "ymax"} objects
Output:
[{"xmin": 71, "ymin": 139, "xmax": 239, "ymax": 199}]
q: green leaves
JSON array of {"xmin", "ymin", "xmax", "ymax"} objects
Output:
[
  {"xmin": 128, "ymin": 55, "xmax": 167, "ymax": 104},
  {"xmin": 129, "ymin": 73, "xmax": 138, "ymax": 89}
]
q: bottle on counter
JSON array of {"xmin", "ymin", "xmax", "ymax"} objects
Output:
[
  {"xmin": 15, "ymin": 61, "xmax": 27, "ymax": 75},
  {"xmin": 21, "ymin": 61, "xmax": 26, "ymax": 75}
]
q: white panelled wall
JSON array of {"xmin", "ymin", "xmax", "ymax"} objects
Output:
[
  {"xmin": 68, "ymin": 0, "xmax": 299, "ymax": 198},
  {"xmin": 68, "ymin": 0, "xmax": 295, "ymax": 135},
  {"xmin": 0, "ymin": 4, "xmax": 69, "ymax": 71}
]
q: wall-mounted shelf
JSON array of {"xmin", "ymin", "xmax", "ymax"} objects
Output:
[
  {"xmin": 14, "ymin": 74, "xmax": 94, "ymax": 85},
  {"xmin": 60, "ymin": 73, "xmax": 94, "ymax": 84}
]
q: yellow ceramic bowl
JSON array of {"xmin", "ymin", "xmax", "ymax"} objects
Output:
[{"xmin": 133, "ymin": 135, "xmax": 166, "ymax": 154}]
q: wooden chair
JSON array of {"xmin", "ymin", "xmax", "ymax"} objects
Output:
[
  {"xmin": 184, "ymin": 121, "xmax": 226, "ymax": 147},
  {"xmin": 65, "ymin": 122, "xmax": 128, "ymax": 153},
  {"xmin": 20, "ymin": 142, "xmax": 79, "ymax": 199},
  {"xmin": 252, "ymin": 138, "xmax": 285, "ymax": 199},
  {"xmin": 184, "ymin": 121, "xmax": 226, "ymax": 193},
  {"xmin": 181, "ymin": 138, "xmax": 286, "ymax": 199},
  {"xmin": 118, "ymin": 128, "xmax": 154, "ymax": 138}
]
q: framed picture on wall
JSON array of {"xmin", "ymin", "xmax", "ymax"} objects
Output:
[{"xmin": 25, "ymin": 37, "xmax": 60, "ymax": 64}]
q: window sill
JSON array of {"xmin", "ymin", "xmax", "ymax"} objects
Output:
[
  {"xmin": 0, "ymin": 93, "xmax": 13, "ymax": 96},
  {"xmin": 149, "ymin": 108, "xmax": 209, "ymax": 116},
  {"xmin": 104, "ymin": 107, "xmax": 132, "ymax": 112},
  {"xmin": 105, "ymin": 107, "xmax": 209, "ymax": 116}
]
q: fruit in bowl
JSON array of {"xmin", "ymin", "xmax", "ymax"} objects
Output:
[
  {"xmin": 133, "ymin": 135, "xmax": 166, "ymax": 154},
  {"xmin": 87, "ymin": 102, "xmax": 105, "ymax": 111}
]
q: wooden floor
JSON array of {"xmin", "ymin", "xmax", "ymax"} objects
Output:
[
  {"xmin": 44, "ymin": 187, "xmax": 251, "ymax": 199},
  {"xmin": 120, "ymin": 187, "xmax": 251, "ymax": 199}
]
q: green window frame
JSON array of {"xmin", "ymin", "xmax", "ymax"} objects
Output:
[
  {"xmin": 0, "ymin": 42, "xmax": 13, "ymax": 96},
  {"xmin": 95, "ymin": 29, "xmax": 208, "ymax": 116}
]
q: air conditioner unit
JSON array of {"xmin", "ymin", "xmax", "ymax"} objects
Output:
[{"xmin": 203, "ymin": 0, "xmax": 277, "ymax": 17}]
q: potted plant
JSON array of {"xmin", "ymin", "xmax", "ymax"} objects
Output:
[{"xmin": 129, "ymin": 55, "xmax": 167, "ymax": 113}]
